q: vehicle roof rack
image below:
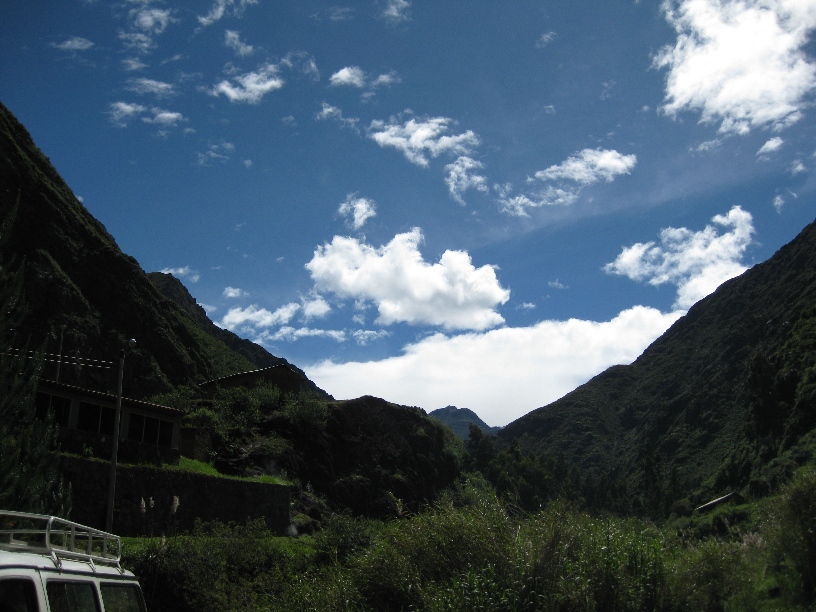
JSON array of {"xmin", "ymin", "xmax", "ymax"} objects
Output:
[{"xmin": 0, "ymin": 510, "xmax": 122, "ymax": 573}]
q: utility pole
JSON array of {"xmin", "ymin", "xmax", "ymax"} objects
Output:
[
  {"xmin": 106, "ymin": 339, "xmax": 135, "ymax": 533},
  {"xmin": 55, "ymin": 324, "xmax": 66, "ymax": 383}
]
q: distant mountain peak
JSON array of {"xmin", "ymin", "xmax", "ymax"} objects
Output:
[{"xmin": 429, "ymin": 405, "xmax": 502, "ymax": 440}]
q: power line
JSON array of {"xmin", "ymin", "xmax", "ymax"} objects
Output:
[{"xmin": 3, "ymin": 348, "xmax": 113, "ymax": 370}]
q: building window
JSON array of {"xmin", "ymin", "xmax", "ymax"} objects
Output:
[
  {"xmin": 128, "ymin": 413, "xmax": 174, "ymax": 448},
  {"xmin": 35, "ymin": 392, "xmax": 71, "ymax": 427},
  {"xmin": 77, "ymin": 402, "xmax": 115, "ymax": 436}
]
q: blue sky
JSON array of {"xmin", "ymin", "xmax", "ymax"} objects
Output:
[{"xmin": 2, "ymin": 0, "xmax": 816, "ymax": 425}]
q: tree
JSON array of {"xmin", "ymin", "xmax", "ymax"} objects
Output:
[{"xmin": 0, "ymin": 199, "xmax": 71, "ymax": 515}]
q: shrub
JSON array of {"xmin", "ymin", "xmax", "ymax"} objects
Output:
[
  {"xmin": 765, "ymin": 467, "xmax": 816, "ymax": 604},
  {"xmin": 123, "ymin": 519, "xmax": 314, "ymax": 612}
]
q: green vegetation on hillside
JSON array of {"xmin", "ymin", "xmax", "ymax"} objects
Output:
[
  {"xmin": 152, "ymin": 384, "xmax": 461, "ymax": 520},
  {"xmin": 498, "ymin": 217, "xmax": 816, "ymax": 520},
  {"xmin": 0, "ymin": 101, "xmax": 314, "ymax": 399},
  {"xmin": 0, "ymin": 203, "xmax": 70, "ymax": 515},
  {"xmin": 122, "ymin": 467, "xmax": 816, "ymax": 611}
]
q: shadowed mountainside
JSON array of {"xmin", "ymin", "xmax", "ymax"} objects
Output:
[
  {"xmin": 0, "ymin": 100, "xmax": 317, "ymax": 398},
  {"xmin": 499, "ymin": 217, "xmax": 816, "ymax": 510}
]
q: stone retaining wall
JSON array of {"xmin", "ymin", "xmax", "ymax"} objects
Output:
[{"xmin": 60, "ymin": 455, "xmax": 290, "ymax": 536}]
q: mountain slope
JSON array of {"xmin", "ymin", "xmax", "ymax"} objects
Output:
[
  {"xmin": 429, "ymin": 406, "xmax": 502, "ymax": 440},
  {"xmin": 499, "ymin": 217, "xmax": 816, "ymax": 510},
  {"xmin": 0, "ymin": 100, "xmax": 312, "ymax": 398}
]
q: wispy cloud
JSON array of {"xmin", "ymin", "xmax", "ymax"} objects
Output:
[
  {"xmin": 221, "ymin": 302, "xmax": 301, "ymax": 330},
  {"xmin": 160, "ymin": 266, "xmax": 200, "ymax": 283},
  {"xmin": 316, "ymin": 7, "xmax": 354, "ymax": 21},
  {"xmin": 757, "ymin": 137, "xmax": 784, "ymax": 156},
  {"xmin": 125, "ymin": 77, "xmax": 177, "ymax": 98},
  {"xmin": 122, "ymin": 57, "xmax": 148, "ymax": 71},
  {"xmin": 196, "ymin": 141, "xmax": 235, "ymax": 165},
  {"xmin": 52, "ymin": 37, "xmax": 94, "ymax": 51},
  {"xmin": 198, "ymin": 0, "xmax": 259, "ymax": 27},
  {"xmin": 225, "ymin": 30, "xmax": 253, "ymax": 57},
  {"xmin": 604, "ymin": 206, "xmax": 755, "ymax": 310},
  {"xmin": 352, "ymin": 329, "xmax": 391, "ymax": 345},
  {"xmin": 260, "ymin": 327, "xmax": 346, "ymax": 343},
  {"xmin": 218, "ymin": 293, "xmax": 336, "ymax": 343},
  {"xmin": 210, "ymin": 62, "xmax": 284, "ymax": 103},
  {"xmin": 536, "ymin": 31, "xmax": 556, "ymax": 49},
  {"xmin": 131, "ymin": 7, "xmax": 174, "ymax": 35},
  {"xmin": 117, "ymin": 6, "xmax": 176, "ymax": 54},
  {"xmin": 329, "ymin": 65, "xmax": 400, "ymax": 100},
  {"xmin": 381, "ymin": 0, "xmax": 410, "ymax": 23},
  {"xmin": 338, "ymin": 193, "xmax": 377, "ymax": 230},
  {"xmin": 118, "ymin": 31, "xmax": 155, "ymax": 54},
  {"xmin": 108, "ymin": 101, "xmax": 147, "ymax": 127},
  {"xmin": 445, "ymin": 156, "xmax": 489, "ymax": 205},
  {"xmin": 368, "ymin": 114, "xmax": 480, "ymax": 167},
  {"xmin": 210, "ymin": 53, "xmax": 318, "ymax": 103},
  {"xmin": 498, "ymin": 148, "xmax": 636, "ymax": 216},
  {"xmin": 223, "ymin": 286, "xmax": 249, "ymax": 298},
  {"xmin": 315, "ymin": 102, "xmax": 360, "ymax": 133},
  {"xmin": 534, "ymin": 148, "xmax": 637, "ymax": 184},
  {"xmin": 141, "ymin": 108, "xmax": 185, "ymax": 126},
  {"xmin": 305, "ymin": 228, "xmax": 510, "ymax": 331},
  {"xmin": 654, "ymin": 0, "xmax": 816, "ymax": 134},
  {"xmin": 109, "ymin": 101, "xmax": 185, "ymax": 130}
]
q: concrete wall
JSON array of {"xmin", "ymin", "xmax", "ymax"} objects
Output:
[{"xmin": 60, "ymin": 456, "xmax": 291, "ymax": 537}]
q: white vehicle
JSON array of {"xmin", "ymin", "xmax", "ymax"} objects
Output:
[{"xmin": 0, "ymin": 510, "xmax": 146, "ymax": 611}]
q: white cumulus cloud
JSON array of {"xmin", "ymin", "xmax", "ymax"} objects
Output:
[
  {"xmin": 306, "ymin": 305, "xmax": 682, "ymax": 426},
  {"xmin": 160, "ymin": 266, "xmax": 200, "ymax": 283},
  {"xmin": 604, "ymin": 205, "xmax": 755, "ymax": 310},
  {"xmin": 223, "ymin": 286, "xmax": 248, "ymax": 298},
  {"xmin": 141, "ymin": 108, "xmax": 185, "ymax": 126},
  {"xmin": 210, "ymin": 62, "xmax": 284, "ymax": 103},
  {"xmin": 534, "ymin": 148, "xmax": 637, "ymax": 184},
  {"xmin": 302, "ymin": 295, "xmax": 332, "ymax": 319},
  {"xmin": 305, "ymin": 228, "xmax": 510, "ymax": 331},
  {"xmin": 757, "ymin": 136, "xmax": 784, "ymax": 155},
  {"xmin": 338, "ymin": 194, "xmax": 377, "ymax": 230},
  {"xmin": 654, "ymin": 0, "xmax": 816, "ymax": 134},
  {"xmin": 220, "ymin": 303, "xmax": 300, "ymax": 331},
  {"xmin": 368, "ymin": 115, "xmax": 480, "ymax": 167},
  {"xmin": 330, "ymin": 66, "xmax": 366, "ymax": 87}
]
